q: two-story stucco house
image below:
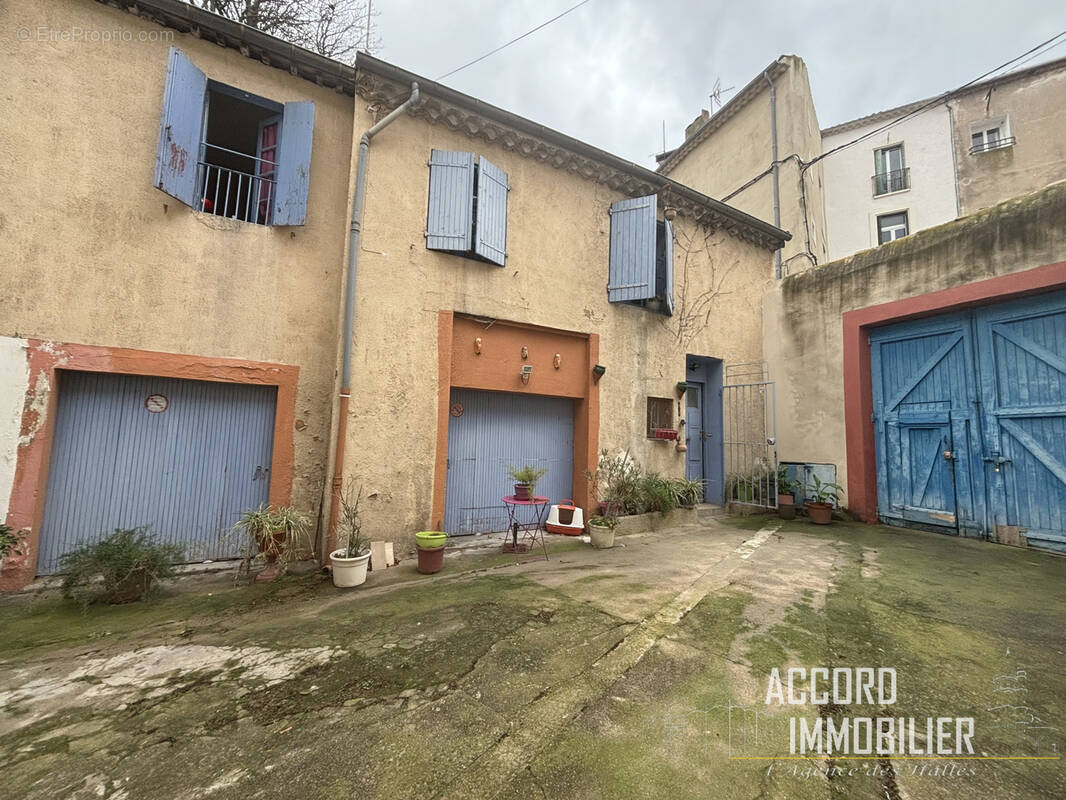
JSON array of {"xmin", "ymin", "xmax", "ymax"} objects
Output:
[{"xmin": 0, "ymin": 0, "xmax": 787, "ymax": 589}]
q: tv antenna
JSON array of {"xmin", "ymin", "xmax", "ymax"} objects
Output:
[{"xmin": 710, "ymin": 77, "xmax": 736, "ymax": 111}]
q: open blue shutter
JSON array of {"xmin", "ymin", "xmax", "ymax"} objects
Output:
[
  {"xmin": 155, "ymin": 47, "xmax": 207, "ymax": 208},
  {"xmin": 663, "ymin": 219, "xmax": 675, "ymax": 315},
  {"xmin": 426, "ymin": 150, "xmax": 475, "ymax": 252},
  {"xmin": 272, "ymin": 101, "xmax": 315, "ymax": 226},
  {"xmin": 608, "ymin": 195, "xmax": 657, "ymax": 302},
  {"xmin": 475, "ymin": 156, "xmax": 508, "ymax": 266}
]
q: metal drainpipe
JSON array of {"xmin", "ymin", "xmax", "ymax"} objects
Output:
[
  {"xmin": 764, "ymin": 69, "xmax": 782, "ymax": 279},
  {"xmin": 327, "ymin": 82, "xmax": 420, "ymax": 557}
]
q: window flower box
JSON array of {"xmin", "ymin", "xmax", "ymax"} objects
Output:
[{"xmin": 653, "ymin": 428, "xmax": 678, "ymax": 441}]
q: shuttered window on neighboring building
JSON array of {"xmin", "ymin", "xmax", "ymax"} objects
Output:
[
  {"xmin": 155, "ymin": 46, "xmax": 315, "ymax": 226},
  {"xmin": 608, "ymin": 194, "xmax": 674, "ymax": 315},
  {"xmin": 646, "ymin": 396, "xmax": 673, "ymax": 438},
  {"xmin": 426, "ymin": 149, "xmax": 509, "ymax": 266}
]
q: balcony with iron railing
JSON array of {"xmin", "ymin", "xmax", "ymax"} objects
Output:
[
  {"xmin": 197, "ymin": 142, "xmax": 277, "ymax": 225},
  {"xmin": 872, "ymin": 167, "xmax": 910, "ymax": 197},
  {"xmin": 969, "ymin": 136, "xmax": 1016, "ymax": 155}
]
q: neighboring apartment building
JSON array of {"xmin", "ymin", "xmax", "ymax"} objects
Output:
[
  {"xmin": 0, "ymin": 0, "xmax": 786, "ymax": 589},
  {"xmin": 660, "ymin": 53, "xmax": 1066, "ymax": 265}
]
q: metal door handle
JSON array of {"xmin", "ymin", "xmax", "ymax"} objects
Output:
[{"xmin": 943, "ymin": 450, "xmax": 954, "ymax": 461}]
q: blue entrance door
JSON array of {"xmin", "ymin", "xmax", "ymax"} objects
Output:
[
  {"xmin": 38, "ymin": 372, "xmax": 277, "ymax": 574},
  {"xmin": 444, "ymin": 389, "xmax": 574, "ymax": 535},
  {"xmin": 685, "ymin": 381, "xmax": 705, "ymax": 496},
  {"xmin": 870, "ymin": 289, "xmax": 1066, "ymax": 551},
  {"xmin": 870, "ymin": 314, "xmax": 979, "ymax": 532},
  {"xmin": 975, "ymin": 291, "xmax": 1066, "ymax": 552}
]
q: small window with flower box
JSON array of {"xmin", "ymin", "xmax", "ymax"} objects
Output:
[{"xmin": 646, "ymin": 397, "xmax": 674, "ymax": 439}]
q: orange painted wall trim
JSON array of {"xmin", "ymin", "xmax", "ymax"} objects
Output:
[
  {"xmin": 431, "ymin": 315, "xmax": 599, "ymax": 531},
  {"xmin": 432, "ymin": 311, "xmax": 454, "ymax": 530},
  {"xmin": 0, "ymin": 340, "xmax": 299, "ymax": 591}
]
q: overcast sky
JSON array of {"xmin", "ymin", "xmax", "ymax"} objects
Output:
[{"xmin": 374, "ymin": 0, "xmax": 1065, "ymax": 167}]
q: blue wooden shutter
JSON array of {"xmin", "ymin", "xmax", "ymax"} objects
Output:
[
  {"xmin": 608, "ymin": 195, "xmax": 657, "ymax": 302},
  {"xmin": 663, "ymin": 219, "xmax": 675, "ymax": 315},
  {"xmin": 272, "ymin": 101, "xmax": 316, "ymax": 226},
  {"xmin": 475, "ymin": 156, "xmax": 508, "ymax": 266},
  {"xmin": 155, "ymin": 47, "xmax": 207, "ymax": 208},
  {"xmin": 426, "ymin": 150, "xmax": 475, "ymax": 252}
]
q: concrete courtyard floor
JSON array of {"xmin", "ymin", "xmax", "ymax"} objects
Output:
[{"xmin": 1, "ymin": 516, "xmax": 1064, "ymax": 799}]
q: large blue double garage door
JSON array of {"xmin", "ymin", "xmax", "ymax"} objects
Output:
[{"xmin": 870, "ymin": 289, "xmax": 1066, "ymax": 552}]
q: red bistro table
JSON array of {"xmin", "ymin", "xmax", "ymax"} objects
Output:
[{"xmin": 501, "ymin": 495, "xmax": 550, "ymax": 561}]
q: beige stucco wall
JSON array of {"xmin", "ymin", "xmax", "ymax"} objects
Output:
[
  {"xmin": 950, "ymin": 64, "xmax": 1066, "ymax": 216},
  {"xmin": 764, "ymin": 182, "xmax": 1066, "ymax": 502},
  {"xmin": 664, "ymin": 57, "xmax": 829, "ymax": 276},
  {"xmin": 0, "ymin": 0, "xmax": 355, "ymax": 518},
  {"xmin": 340, "ymin": 109, "xmax": 775, "ymax": 544}
]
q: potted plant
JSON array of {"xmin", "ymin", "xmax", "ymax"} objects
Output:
[
  {"xmin": 231, "ymin": 504, "xmax": 312, "ymax": 582},
  {"xmin": 330, "ymin": 485, "xmax": 371, "ymax": 587},
  {"xmin": 0, "ymin": 524, "xmax": 26, "ymax": 573},
  {"xmin": 587, "ymin": 514, "xmax": 617, "ymax": 549},
  {"xmin": 804, "ymin": 475, "xmax": 844, "ymax": 525},
  {"xmin": 507, "ymin": 464, "xmax": 547, "ymax": 501},
  {"xmin": 414, "ymin": 530, "xmax": 448, "ymax": 574},
  {"xmin": 777, "ymin": 466, "xmax": 797, "ymax": 520},
  {"xmin": 59, "ymin": 526, "xmax": 183, "ymax": 606}
]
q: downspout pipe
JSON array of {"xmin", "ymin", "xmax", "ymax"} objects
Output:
[
  {"xmin": 764, "ymin": 69, "xmax": 782, "ymax": 279},
  {"xmin": 327, "ymin": 81, "xmax": 420, "ymax": 557}
]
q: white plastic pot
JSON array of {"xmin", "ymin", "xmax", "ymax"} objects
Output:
[
  {"xmin": 330, "ymin": 550, "xmax": 371, "ymax": 587},
  {"xmin": 588, "ymin": 524, "xmax": 615, "ymax": 549}
]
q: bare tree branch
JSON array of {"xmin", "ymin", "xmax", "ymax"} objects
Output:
[
  {"xmin": 664, "ymin": 226, "xmax": 740, "ymax": 349},
  {"xmin": 188, "ymin": 0, "xmax": 380, "ymax": 61}
]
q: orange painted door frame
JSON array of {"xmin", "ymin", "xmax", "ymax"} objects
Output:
[
  {"xmin": 432, "ymin": 312, "xmax": 599, "ymax": 530},
  {"xmin": 1, "ymin": 340, "xmax": 299, "ymax": 591}
]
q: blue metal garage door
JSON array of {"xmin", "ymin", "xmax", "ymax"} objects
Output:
[
  {"xmin": 444, "ymin": 389, "xmax": 574, "ymax": 535},
  {"xmin": 38, "ymin": 372, "xmax": 277, "ymax": 574},
  {"xmin": 870, "ymin": 289, "xmax": 1066, "ymax": 552}
]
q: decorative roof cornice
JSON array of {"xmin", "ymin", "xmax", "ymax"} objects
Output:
[{"xmin": 355, "ymin": 57, "xmax": 789, "ymax": 251}]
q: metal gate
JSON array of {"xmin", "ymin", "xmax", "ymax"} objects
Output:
[
  {"xmin": 870, "ymin": 289, "xmax": 1066, "ymax": 552},
  {"xmin": 723, "ymin": 362, "xmax": 777, "ymax": 508},
  {"xmin": 38, "ymin": 372, "xmax": 277, "ymax": 574},
  {"xmin": 444, "ymin": 389, "xmax": 574, "ymax": 535}
]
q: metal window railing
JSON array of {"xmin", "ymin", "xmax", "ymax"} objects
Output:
[
  {"xmin": 197, "ymin": 142, "xmax": 277, "ymax": 225},
  {"xmin": 969, "ymin": 136, "xmax": 1016, "ymax": 155},
  {"xmin": 871, "ymin": 167, "xmax": 910, "ymax": 196}
]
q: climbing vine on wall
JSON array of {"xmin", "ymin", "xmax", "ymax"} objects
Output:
[{"xmin": 665, "ymin": 225, "xmax": 741, "ymax": 348}]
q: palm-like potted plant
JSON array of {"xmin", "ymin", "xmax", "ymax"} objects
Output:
[
  {"xmin": 777, "ymin": 466, "xmax": 798, "ymax": 520},
  {"xmin": 330, "ymin": 485, "xmax": 371, "ymax": 587},
  {"xmin": 231, "ymin": 504, "xmax": 312, "ymax": 582},
  {"xmin": 507, "ymin": 464, "xmax": 547, "ymax": 501},
  {"xmin": 804, "ymin": 475, "xmax": 843, "ymax": 525}
]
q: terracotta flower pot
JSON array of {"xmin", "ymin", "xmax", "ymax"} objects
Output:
[
  {"xmin": 778, "ymin": 503, "xmax": 797, "ymax": 520},
  {"xmin": 805, "ymin": 502, "xmax": 833, "ymax": 525},
  {"xmin": 513, "ymin": 483, "xmax": 532, "ymax": 501},
  {"xmin": 416, "ymin": 544, "xmax": 446, "ymax": 574}
]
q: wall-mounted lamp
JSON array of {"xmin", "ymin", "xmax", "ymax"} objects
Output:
[
  {"xmin": 592, "ymin": 364, "xmax": 606, "ymax": 382},
  {"xmin": 521, "ymin": 364, "xmax": 533, "ymax": 384},
  {"xmin": 676, "ymin": 381, "xmax": 689, "ymax": 396},
  {"xmin": 553, "ymin": 353, "xmax": 562, "ymax": 370},
  {"xmin": 474, "ymin": 336, "xmax": 482, "ymax": 355}
]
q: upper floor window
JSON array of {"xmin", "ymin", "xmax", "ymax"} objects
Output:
[
  {"xmin": 877, "ymin": 211, "xmax": 909, "ymax": 244},
  {"xmin": 425, "ymin": 150, "xmax": 509, "ymax": 267},
  {"xmin": 155, "ymin": 47, "xmax": 315, "ymax": 226},
  {"xmin": 970, "ymin": 117, "xmax": 1014, "ymax": 154},
  {"xmin": 607, "ymin": 195, "xmax": 674, "ymax": 316},
  {"xmin": 872, "ymin": 144, "xmax": 909, "ymax": 196}
]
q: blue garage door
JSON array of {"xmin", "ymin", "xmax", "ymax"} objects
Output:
[
  {"xmin": 444, "ymin": 389, "xmax": 574, "ymax": 535},
  {"xmin": 870, "ymin": 289, "xmax": 1066, "ymax": 552},
  {"xmin": 38, "ymin": 372, "xmax": 277, "ymax": 574}
]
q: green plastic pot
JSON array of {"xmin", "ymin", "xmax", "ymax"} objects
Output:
[{"xmin": 415, "ymin": 530, "xmax": 447, "ymax": 548}]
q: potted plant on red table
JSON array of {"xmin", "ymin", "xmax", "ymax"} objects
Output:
[{"xmin": 507, "ymin": 465, "xmax": 547, "ymax": 501}]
